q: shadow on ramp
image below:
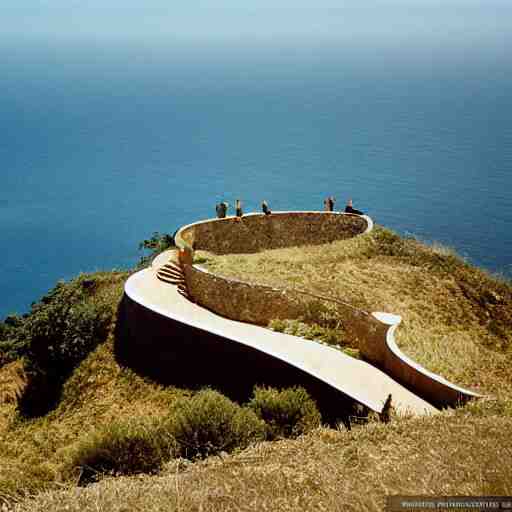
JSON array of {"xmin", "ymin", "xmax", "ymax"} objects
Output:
[{"xmin": 114, "ymin": 294, "xmax": 363, "ymax": 426}]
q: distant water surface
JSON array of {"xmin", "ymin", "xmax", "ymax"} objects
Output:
[{"xmin": 1, "ymin": 33, "xmax": 511, "ymax": 318}]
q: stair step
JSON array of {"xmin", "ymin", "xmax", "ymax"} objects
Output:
[
  {"xmin": 158, "ymin": 270, "xmax": 185, "ymax": 281},
  {"xmin": 157, "ymin": 277, "xmax": 184, "ymax": 285},
  {"xmin": 157, "ymin": 268, "xmax": 185, "ymax": 279},
  {"xmin": 157, "ymin": 275, "xmax": 183, "ymax": 285},
  {"xmin": 164, "ymin": 262, "xmax": 182, "ymax": 271},
  {"xmin": 155, "ymin": 261, "xmax": 191, "ymax": 299},
  {"xmin": 177, "ymin": 289, "xmax": 190, "ymax": 299},
  {"xmin": 162, "ymin": 263, "xmax": 183, "ymax": 272}
]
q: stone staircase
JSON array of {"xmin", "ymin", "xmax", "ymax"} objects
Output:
[{"xmin": 156, "ymin": 260, "xmax": 190, "ymax": 299}]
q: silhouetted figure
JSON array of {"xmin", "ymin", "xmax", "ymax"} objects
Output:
[
  {"xmin": 380, "ymin": 394, "xmax": 393, "ymax": 423},
  {"xmin": 235, "ymin": 199, "xmax": 243, "ymax": 219},
  {"xmin": 216, "ymin": 202, "xmax": 228, "ymax": 219},
  {"xmin": 262, "ymin": 200, "xmax": 271, "ymax": 215},
  {"xmin": 344, "ymin": 198, "xmax": 363, "ymax": 215},
  {"xmin": 324, "ymin": 196, "xmax": 335, "ymax": 212}
]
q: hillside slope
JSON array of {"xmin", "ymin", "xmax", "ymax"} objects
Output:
[
  {"xmin": 202, "ymin": 226, "xmax": 512, "ymax": 397},
  {"xmin": 1, "ymin": 227, "xmax": 511, "ymax": 511}
]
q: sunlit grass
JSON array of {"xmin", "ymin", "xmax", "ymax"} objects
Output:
[
  {"xmin": 2, "ymin": 227, "xmax": 511, "ymax": 511},
  {"xmin": 12, "ymin": 412, "xmax": 512, "ymax": 512},
  {"xmin": 201, "ymin": 226, "xmax": 512, "ymax": 396}
]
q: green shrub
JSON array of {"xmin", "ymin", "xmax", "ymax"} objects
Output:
[
  {"xmin": 0, "ymin": 315, "xmax": 28, "ymax": 367},
  {"xmin": 138, "ymin": 231, "xmax": 176, "ymax": 266},
  {"xmin": 68, "ymin": 418, "xmax": 175, "ymax": 484},
  {"xmin": 268, "ymin": 318, "xmax": 287, "ymax": 332},
  {"xmin": 302, "ymin": 300, "xmax": 340, "ymax": 330},
  {"xmin": 268, "ymin": 318, "xmax": 348, "ymax": 352},
  {"xmin": 16, "ymin": 276, "xmax": 118, "ymax": 416},
  {"xmin": 368, "ymin": 226, "xmax": 465, "ymax": 273},
  {"xmin": 165, "ymin": 389, "xmax": 265, "ymax": 460},
  {"xmin": 25, "ymin": 281, "xmax": 111, "ymax": 377},
  {"xmin": 248, "ymin": 386, "xmax": 321, "ymax": 440}
]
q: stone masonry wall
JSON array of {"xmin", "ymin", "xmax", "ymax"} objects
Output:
[
  {"xmin": 178, "ymin": 212, "xmax": 368, "ymax": 255},
  {"xmin": 184, "ymin": 265, "xmax": 305, "ymax": 325},
  {"xmin": 184, "ymin": 264, "xmax": 382, "ymax": 345},
  {"xmin": 177, "ymin": 211, "xmax": 478, "ymax": 409}
]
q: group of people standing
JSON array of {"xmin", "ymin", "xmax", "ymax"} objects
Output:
[
  {"xmin": 324, "ymin": 197, "xmax": 364, "ymax": 215},
  {"xmin": 215, "ymin": 199, "xmax": 271, "ymax": 219},
  {"xmin": 215, "ymin": 197, "xmax": 363, "ymax": 219}
]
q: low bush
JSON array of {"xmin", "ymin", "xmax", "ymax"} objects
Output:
[
  {"xmin": 368, "ymin": 226, "xmax": 465, "ymax": 274},
  {"xmin": 25, "ymin": 280, "xmax": 112, "ymax": 378},
  {"xmin": 68, "ymin": 418, "xmax": 176, "ymax": 485},
  {"xmin": 248, "ymin": 386, "xmax": 321, "ymax": 440},
  {"xmin": 268, "ymin": 318, "xmax": 349, "ymax": 352},
  {"xmin": 138, "ymin": 231, "xmax": 176, "ymax": 266},
  {"xmin": 164, "ymin": 389, "xmax": 266, "ymax": 460},
  {"xmin": 0, "ymin": 315, "xmax": 27, "ymax": 367},
  {"xmin": 302, "ymin": 300, "xmax": 340, "ymax": 330},
  {"xmin": 17, "ymin": 275, "xmax": 117, "ymax": 416}
]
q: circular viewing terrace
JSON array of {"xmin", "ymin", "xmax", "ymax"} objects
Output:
[
  {"xmin": 175, "ymin": 211, "xmax": 372, "ymax": 255},
  {"xmin": 124, "ymin": 210, "xmax": 481, "ymax": 419}
]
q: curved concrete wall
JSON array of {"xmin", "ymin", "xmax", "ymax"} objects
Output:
[
  {"xmin": 183, "ymin": 265, "xmax": 480, "ymax": 408},
  {"xmin": 184, "ymin": 263, "xmax": 382, "ymax": 351},
  {"xmin": 119, "ymin": 291, "xmax": 370, "ymax": 424},
  {"xmin": 175, "ymin": 211, "xmax": 371, "ymax": 255},
  {"xmin": 173, "ymin": 211, "xmax": 480, "ymax": 409},
  {"xmin": 183, "ymin": 265, "xmax": 305, "ymax": 325},
  {"xmin": 366, "ymin": 313, "xmax": 481, "ymax": 407},
  {"xmin": 123, "ymin": 267, "xmax": 437, "ymax": 418}
]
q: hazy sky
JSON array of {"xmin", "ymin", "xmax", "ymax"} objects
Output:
[{"xmin": 1, "ymin": 1, "xmax": 510, "ymax": 47}]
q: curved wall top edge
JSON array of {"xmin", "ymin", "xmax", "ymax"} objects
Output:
[
  {"xmin": 123, "ymin": 269, "xmax": 386, "ymax": 413},
  {"xmin": 175, "ymin": 211, "xmax": 372, "ymax": 254},
  {"xmin": 371, "ymin": 312, "xmax": 483, "ymax": 398},
  {"xmin": 136, "ymin": 210, "xmax": 482, "ymax": 409}
]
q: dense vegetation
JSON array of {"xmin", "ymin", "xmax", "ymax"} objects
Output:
[
  {"xmin": 1, "ymin": 226, "xmax": 511, "ymax": 511},
  {"xmin": 138, "ymin": 231, "xmax": 176, "ymax": 267}
]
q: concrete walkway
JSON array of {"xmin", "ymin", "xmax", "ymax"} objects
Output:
[{"xmin": 125, "ymin": 251, "xmax": 437, "ymax": 417}]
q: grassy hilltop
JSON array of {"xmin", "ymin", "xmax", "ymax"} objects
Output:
[
  {"xmin": 1, "ymin": 226, "xmax": 511, "ymax": 511},
  {"xmin": 201, "ymin": 226, "xmax": 512, "ymax": 395}
]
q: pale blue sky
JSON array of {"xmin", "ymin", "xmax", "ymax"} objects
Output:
[{"xmin": 1, "ymin": 1, "xmax": 510, "ymax": 46}]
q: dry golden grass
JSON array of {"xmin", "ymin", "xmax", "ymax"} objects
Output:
[
  {"xmin": 0, "ymin": 336, "xmax": 187, "ymax": 505},
  {"xmin": 0, "ymin": 361, "xmax": 27, "ymax": 406},
  {"xmin": 201, "ymin": 226, "xmax": 512, "ymax": 397},
  {"xmin": 0, "ymin": 337, "xmax": 190, "ymax": 505},
  {"xmin": 0, "ymin": 275, "xmax": 190, "ymax": 505},
  {"xmin": 12, "ymin": 410, "xmax": 512, "ymax": 512},
  {"xmin": 2, "ymin": 229, "xmax": 512, "ymax": 511}
]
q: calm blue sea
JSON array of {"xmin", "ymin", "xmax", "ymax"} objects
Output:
[{"xmin": 1, "ymin": 24, "xmax": 511, "ymax": 318}]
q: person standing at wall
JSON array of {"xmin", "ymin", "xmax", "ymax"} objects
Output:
[
  {"xmin": 344, "ymin": 198, "xmax": 364, "ymax": 215},
  {"xmin": 216, "ymin": 202, "xmax": 228, "ymax": 219},
  {"xmin": 235, "ymin": 199, "xmax": 243, "ymax": 219},
  {"xmin": 323, "ymin": 196, "xmax": 335, "ymax": 212}
]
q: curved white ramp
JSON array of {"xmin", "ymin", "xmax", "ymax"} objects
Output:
[{"xmin": 125, "ymin": 265, "xmax": 437, "ymax": 417}]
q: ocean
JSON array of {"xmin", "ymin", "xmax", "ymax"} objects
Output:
[{"xmin": 1, "ymin": 11, "xmax": 511, "ymax": 318}]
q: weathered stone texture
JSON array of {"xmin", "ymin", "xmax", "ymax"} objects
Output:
[
  {"xmin": 175, "ymin": 211, "xmax": 479, "ymax": 409},
  {"xmin": 184, "ymin": 265, "xmax": 305, "ymax": 325},
  {"xmin": 178, "ymin": 212, "xmax": 367, "ymax": 255},
  {"xmin": 184, "ymin": 264, "xmax": 380, "ymax": 344}
]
